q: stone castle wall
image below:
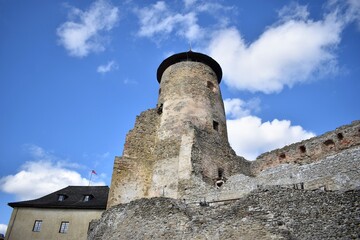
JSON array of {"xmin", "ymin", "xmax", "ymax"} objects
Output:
[
  {"xmin": 107, "ymin": 59, "xmax": 252, "ymax": 208},
  {"xmin": 177, "ymin": 120, "xmax": 360, "ymax": 203},
  {"xmin": 98, "ymin": 51, "xmax": 359, "ymax": 239},
  {"xmin": 252, "ymin": 120, "xmax": 360, "ymax": 173},
  {"xmin": 182, "ymin": 145, "xmax": 360, "ymax": 204},
  {"xmin": 108, "ymin": 105, "xmax": 360, "ymax": 207},
  {"xmin": 107, "ymin": 109, "xmax": 161, "ymax": 208},
  {"xmin": 89, "ymin": 188, "xmax": 359, "ymax": 240}
]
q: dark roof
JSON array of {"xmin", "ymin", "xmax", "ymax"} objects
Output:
[
  {"xmin": 156, "ymin": 51, "xmax": 223, "ymax": 83},
  {"xmin": 8, "ymin": 186, "xmax": 109, "ymax": 210}
]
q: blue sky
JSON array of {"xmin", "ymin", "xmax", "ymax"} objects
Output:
[{"xmin": 0, "ymin": 0, "xmax": 359, "ymax": 234}]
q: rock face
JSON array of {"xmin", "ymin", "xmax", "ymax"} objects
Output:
[
  {"xmin": 89, "ymin": 188, "xmax": 360, "ymax": 240},
  {"xmin": 98, "ymin": 51, "xmax": 360, "ymax": 239}
]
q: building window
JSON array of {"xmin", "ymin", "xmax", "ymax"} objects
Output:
[
  {"xmin": 83, "ymin": 195, "xmax": 93, "ymax": 202},
  {"xmin": 59, "ymin": 221, "xmax": 69, "ymax": 234},
  {"xmin": 57, "ymin": 194, "xmax": 67, "ymax": 201},
  {"xmin": 32, "ymin": 220, "xmax": 42, "ymax": 232}
]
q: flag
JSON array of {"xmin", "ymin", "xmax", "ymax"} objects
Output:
[{"xmin": 91, "ymin": 170, "xmax": 97, "ymax": 175}]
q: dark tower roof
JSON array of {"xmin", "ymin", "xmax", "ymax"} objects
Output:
[
  {"xmin": 157, "ymin": 51, "xmax": 222, "ymax": 83},
  {"xmin": 8, "ymin": 186, "xmax": 109, "ymax": 210}
]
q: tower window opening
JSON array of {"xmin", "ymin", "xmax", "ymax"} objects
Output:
[
  {"xmin": 279, "ymin": 153, "xmax": 286, "ymax": 159},
  {"xmin": 157, "ymin": 103, "xmax": 163, "ymax": 115},
  {"xmin": 158, "ymin": 88, "xmax": 161, "ymax": 95},
  {"xmin": 218, "ymin": 168, "xmax": 224, "ymax": 179},
  {"xmin": 213, "ymin": 121, "xmax": 219, "ymax": 131},
  {"xmin": 216, "ymin": 168, "xmax": 224, "ymax": 188},
  {"xmin": 207, "ymin": 81, "xmax": 216, "ymax": 92}
]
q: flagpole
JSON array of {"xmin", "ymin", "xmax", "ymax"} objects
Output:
[{"xmin": 88, "ymin": 171, "xmax": 93, "ymax": 186}]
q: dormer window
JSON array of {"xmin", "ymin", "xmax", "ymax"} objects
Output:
[
  {"xmin": 57, "ymin": 194, "xmax": 67, "ymax": 201},
  {"xmin": 83, "ymin": 195, "xmax": 93, "ymax": 202}
]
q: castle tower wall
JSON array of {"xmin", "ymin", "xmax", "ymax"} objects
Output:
[
  {"xmin": 107, "ymin": 51, "xmax": 249, "ymax": 208},
  {"xmin": 156, "ymin": 53, "xmax": 227, "ymax": 141}
]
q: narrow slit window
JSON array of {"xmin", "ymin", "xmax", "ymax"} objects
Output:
[
  {"xmin": 213, "ymin": 121, "xmax": 219, "ymax": 131},
  {"xmin": 207, "ymin": 81, "xmax": 216, "ymax": 92},
  {"xmin": 218, "ymin": 168, "xmax": 224, "ymax": 179},
  {"xmin": 157, "ymin": 103, "xmax": 163, "ymax": 115},
  {"xmin": 299, "ymin": 145, "xmax": 306, "ymax": 153}
]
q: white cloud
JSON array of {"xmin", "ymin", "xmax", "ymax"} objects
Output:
[
  {"xmin": 0, "ymin": 145, "xmax": 105, "ymax": 201},
  {"xmin": 195, "ymin": 2, "xmax": 234, "ymax": 14},
  {"xmin": 227, "ymin": 116, "xmax": 315, "ymax": 160},
  {"xmin": 135, "ymin": 1, "xmax": 235, "ymax": 43},
  {"xmin": 123, "ymin": 78, "xmax": 138, "ymax": 85},
  {"xmin": 224, "ymin": 98, "xmax": 260, "ymax": 119},
  {"xmin": 278, "ymin": 2, "xmax": 309, "ymax": 22},
  {"xmin": 57, "ymin": 0, "xmax": 119, "ymax": 57},
  {"xmin": 327, "ymin": 0, "xmax": 360, "ymax": 28},
  {"xmin": 183, "ymin": 0, "xmax": 197, "ymax": 9},
  {"xmin": 347, "ymin": 0, "xmax": 360, "ymax": 26},
  {"xmin": 97, "ymin": 60, "xmax": 118, "ymax": 73},
  {"xmin": 135, "ymin": 1, "xmax": 202, "ymax": 42},
  {"xmin": 0, "ymin": 224, "xmax": 7, "ymax": 235},
  {"xmin": 224, "ymin": 98, "xmax": 315, "ymax": 160},
  {"xmin": 207, "ymin": 5, "xmax": 342, "ymax": 93}
]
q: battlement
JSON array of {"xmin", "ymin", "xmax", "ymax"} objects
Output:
[{"xmin": 252, "ymin": 120, "xmax": 360, "ymax": 174}]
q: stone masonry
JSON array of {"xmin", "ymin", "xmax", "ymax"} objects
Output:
[
  {"xmin": 94, "ymin": 51, "xmax": 359, "ymax": 239},
  {"xmin": 89, "ymin": 189, "xmax": 359, "ymax": 239},
  {"xmin": 107, "ymin": 52, "xmax": 250, "ymax": 208}
]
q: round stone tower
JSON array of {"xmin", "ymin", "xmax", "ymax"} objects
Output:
[
  {"xmin": 107, "ymin": 51, "xmax": 247, "ymax": 208},
  {"xmin": 156, "ymin": 51, "xmax": 228, "ymax": 141}
]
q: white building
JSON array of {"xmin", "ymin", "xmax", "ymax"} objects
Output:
[{"xmin": 5, "ymin": 186, "xmax": 108, "ymax": 240}]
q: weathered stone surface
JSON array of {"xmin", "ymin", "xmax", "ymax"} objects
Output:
[
  {"xmin": 101, "ymin": 52, "xmax": 360, "ymax": 239},
  {"xmin": 183, "ymin": 145, "xmax": 360, "ymax": 203},
  {"xmin": 89, "ymin": 188, "xmax": 360, "ymax": 240},
  {"xmin": 107, "ymin": 57, "xmax": 252, "ymax": 208},
  {"xmin": 252, "ymin": 120, "xmax": 360, "ymax": 173}
]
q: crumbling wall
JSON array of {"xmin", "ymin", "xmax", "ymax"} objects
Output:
[
  {"xmin": 252, "ymin": 120, "xmax": 360, "ymax": 174},
  {"xmin": 89, "ymin": 188, "xmax": 360, "ymax": 240},
  {"xmin": 190, "ymin": 127, "xmax": 251, "ymax": 184},
  {"xmin": 109, "ymin": 112, "xmax": 360, "ymax": 207},
  {"xmin": 107, "ymin": 109, "xmax": 161, "ymax": 208},
  {"xmin": 180, "ymin": 145, "xmax": 360, "ymax": 203}
]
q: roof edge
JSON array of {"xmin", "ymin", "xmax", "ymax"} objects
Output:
[
  {"xmin": 8, "ymin": 203, "xmax": 107, "ymax": 210},
  {"xmin": 156, "ymin": 51, "xmax": 222, "ymax": 83}
]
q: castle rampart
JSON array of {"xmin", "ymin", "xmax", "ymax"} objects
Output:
[
  {"xmin": 176, "ymin": 120, "xmax": 360, "ymax": 203},
  {"xmin": 252, "ymin": 120, "xmax": 360, "ymax": 174}
]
